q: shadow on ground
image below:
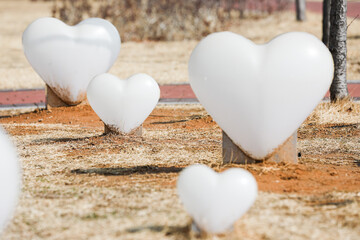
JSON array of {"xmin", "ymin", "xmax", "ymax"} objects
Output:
[
  {"xmin": 33, "ymin": 136, "xmax": 92, "ymax": 143},
  {"xmin": 348, "ymin": 35, "xmax": 360, "ymax": 40},
  {"xmin": 71, "ymin": 165, "xmax": 184, "ymax": 176},
  {"xmin": 126, "ymin": 224, "xmax": 191, "ymax": 237}
]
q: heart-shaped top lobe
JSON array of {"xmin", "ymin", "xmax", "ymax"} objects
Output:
[
  {"xmin": 87, "ymin": 73, "xmax": 160, "ymax": 134},
  {"xmin": 189, "ymin": 32, "xmax": 333, "ymax": 159},
  {"xmin": 177, "ymin": 165, "xmax": 257, "ymax": 234},
  {"xmin": 23, "ymin": 17, "xmax": 120, "ymax": 105},
  {"xmin": 0, "ymin": 128, "xmax": 20, "ymax": 232}
]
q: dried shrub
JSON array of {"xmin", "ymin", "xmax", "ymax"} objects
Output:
[
  {"xmin": 51, "ymin": 0, "xmax": 290, "ymax": 41},
  {"xmin": 52, "ymin": 0, "xmax": 92, "ymax": 25}
]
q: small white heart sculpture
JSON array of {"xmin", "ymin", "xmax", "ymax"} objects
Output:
[
  {"xmin": 87, "ymin": 73, "xmax": 160, "ymax": 134},
  {"xmin": 189, "ymin": 32, "xmax": 333, "ymax": 159},
  {"xmin": 0, "ymin": 128, "xmax": 21, "ymax": 232},
  {"xmin": 177, "ymin": 164, "xmax": 257, "ymax": 234},
  {"xmin": 23, "ymin": 17, "xmax": 121, "ymax": 105}
]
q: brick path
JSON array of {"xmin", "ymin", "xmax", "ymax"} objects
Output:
[{"xmin": 0, "ymin": 83, "xmax": 359, "ymax": 108}]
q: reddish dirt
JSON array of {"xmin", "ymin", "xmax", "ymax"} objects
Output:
[
  {"xmin": 245, "ymin": 162, "xmax": 360, "ymax": 194},
  {"xmin": 0, "ymin": 104, "xmax": 216, "ymax": 133},
  {"xmin": 1, "ymin": 104, "xmax": 103, "ymax": 131},
  {"xmin": 1, "ymin": 104, "xmax": 359, "ymax": 195}
]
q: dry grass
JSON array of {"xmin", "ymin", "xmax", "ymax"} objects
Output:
[
  {"xmin": 297, "ymin": 100, "xmax": 360, "ymax": 166},
  {"xmin": 0, "ymin": 0, "xmax": 52, "ymax": 90},
  {"xmin": 0, "ymin": 2, "xmax": 359, "ymax": 239},
  {"xmin": 0, "ymin": 101, "xmax": 359, "ymax": 239},
  {"xmin": 0, "ymin": 0, "xmax": 360, "ymax": 90},
  {"xmin": 306, "ymin": 99, "xmax": 360, "ymax": 125}
]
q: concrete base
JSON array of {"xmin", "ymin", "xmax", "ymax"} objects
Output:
[
  {"xmin": 104, "ymin": 123, "xmax": 143, "ymax": 136},
  {"xmin": 222, "ymin": 131, "xmax": 298, "ymax": 164},
  {"xmin": 191, "ymin": 222, "xmax": 207, "ymax": 238},
  {"xmin": 46, "ymin": 85, "xmax": 69, "ymax": 108}
]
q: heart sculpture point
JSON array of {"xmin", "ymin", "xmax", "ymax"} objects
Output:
[
  {"xmin": 23, "ymin": 17, "xmax": 121, "ymax": 105},
  {"xmin": 177, "ymin": 164, "xmax": 257, "ymax": 234},
  {"xmin": 87, "ymin": 73, "xmax": 160, "ymax": 134},
  {"xmin": 0, "ymin": 128, "xmax": 21, "ymax": 232},
  {"xmin": 189, "ymin": 32, "xmax": 334, "ymax": 160}
]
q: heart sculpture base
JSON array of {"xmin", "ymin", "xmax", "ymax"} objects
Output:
[
  {"xmin": 222, "ymin": 131, "xmax": 297, "ymax": 164},
  {"xmin": 104, "ymin": 123, "xmax": 143, "ymax": 137},
  {"xmin": 46, "ymin": 85, "xmax": 70, "ymax": 108}
]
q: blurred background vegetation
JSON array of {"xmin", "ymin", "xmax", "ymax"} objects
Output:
[{"xmin": 32, "ymin": 0, "xmax": 291, "ymax": 41}]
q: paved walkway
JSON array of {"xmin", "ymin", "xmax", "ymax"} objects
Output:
[
  {"xmin": 0, "ymin": 83, "xmax": 359, "ymax": 108},
  {"xmin": 288, "ymin": 1, "xmax": 360, "ymax": 18},
  {"xmin": 304, "ymin": 1, "xmax": 360, "ymax": 18}
]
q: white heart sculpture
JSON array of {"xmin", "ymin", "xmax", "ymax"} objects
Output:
[
  {"xmin": 87, "ymin": 73, "xmax": 160, "ymax": 134},
  {"xmin": 23, "ymin": 17, "xmax": 121, "ymax": 105},
  {"xmin": 177, "ymin": 164, "xmax": 257, "ymax": 234},
  {"xmin": 189, "ymin": 32, "xmax": 333, "ymax": 159},
  {"xmin": 0, "ymin": 128, "xmax": 21, "ymax": 232}
]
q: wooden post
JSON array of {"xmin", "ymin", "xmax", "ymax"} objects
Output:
[
  {"xmin": 46, "ymin": 85, "xmax": 69, "ymax": 108},
  {"xmin": 222, "ymin": 131, "xmax": 297, "ymax": 164},
  {"xmin": 104, "ymin": 123, "xmax": 143, "ymax": 136},
  {"xmin": 191, "ymin": 221, "xmax": 207, "ymax": 238},
  {"xmin": 295, "ymin": 0, "xmax": 306, "ymax": 21}
]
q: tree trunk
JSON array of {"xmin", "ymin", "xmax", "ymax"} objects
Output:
[
  {"xmin": 295, "ymin": 0, "xmax": 306, "ymax": 21},
  {"xmin": 322, "ymin": 0, "xmax": 331, "ymax": 46},
  {"xmin": 329, "ymin": 0, "xmax": 349, "ymax": 101}
]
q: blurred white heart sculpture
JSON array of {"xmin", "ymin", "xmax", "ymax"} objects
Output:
[
  {"xmin": 177, "ymin": 164, "xmax": 257, "ymax": 234},
  {"xmin": 0, "ymin": 128, "xmax": 21, "ymax": 232},
  {"xmin": 87, "ymin": 73, "xmax": 160, "ymax": 133},
  {"xmin": 189, "ymin": 32, "xmax": 333, "ymax": 159},
  {"xmin": 23, "ymin": 17, "xmax": 120, "ymax": 105}
]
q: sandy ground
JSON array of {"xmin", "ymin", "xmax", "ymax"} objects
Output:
[
  {"xmin": 0, "ymin": 101, "xmax": 359, "ymax": 239},
  {"xmin": 0, "ymin": 0, "xmax": 359, "ymax": 91}
]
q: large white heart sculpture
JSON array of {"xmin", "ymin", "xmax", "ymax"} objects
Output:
[
  {"xmin": 23, "ymin": 17, "xmax": 121, "ymax": 105},
  {"xmin": 0, "ymin": 128, "xmax": 21, "ymax": 233},
  {"xmin": 87, "ymin": 73, "xmax": 160, "ymax": 134},
  {"xmin": 189, "ymin": 32, "xmax": 333, "ymax": 159},
  {"xmin": 177, "ymin": 164, "xmax": 257, "ymax": 234}
]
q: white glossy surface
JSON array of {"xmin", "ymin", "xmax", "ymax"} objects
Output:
[
  {"xmin": 87, "ymin": 73, "xmax": 160, "ymax": 133},
  {"xmin": 0, "ymin": 128, "xmax": 20, "ymax": 233},
  {"xmin": 189, "ymin": 32, "xmax": 333, "ymax": 159},
  {"xmin": 177, "ymin": 164, "xmax": 257, "ymax": 234},
  {"xmin": 23, "ymin": 17, "xmax": 120, "ymax": 105}
]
